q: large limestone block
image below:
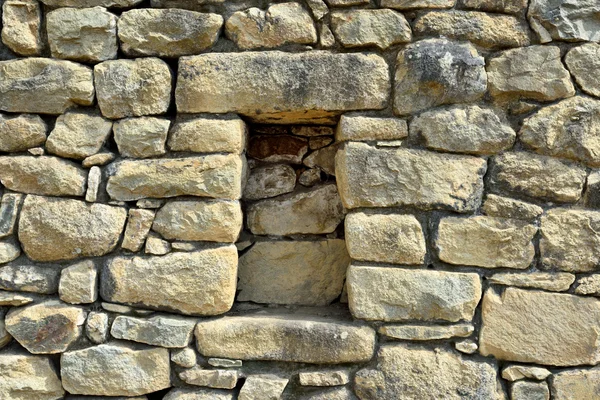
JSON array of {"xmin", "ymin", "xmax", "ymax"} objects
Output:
[
  {"xmin": 489, "ymin": 152, "xmax": 586, "ymax": 203},
  {"xmin": 355, "ymin": 344, "xmax": 505, "ymax": 400},
  {"xmin": 119, "ymin": 9, "xmax": 222, "ymax": 57},
  {"xmin": 436, "ymin": 216, "xmax": 537, "ymax": 269},
  {"xmin": 18, "ymin": 195, "xmax": 127, "ymax": 262},
  {"xmin": 331, "ymin": 9, "xmax": 411, "ymax": 49},
  {"xmin": 336, "ymin": 142, "xmax": 486, "ymax": 212},
  {"xmin": 1, "ymin": 0, "xmax": 42, "ymax": 56},
  {"xmin": 528, "ymin": 0, "xmax": 600, "ymax": 42},
  {"xmin": 225, "ymin": 2, "xmax": 316, "ymax": 49},
  {"xmin": 0, "ymin": 58, "xmax": 94, "ymax": 114},
  {"xmin": 46, "ymin": 111, "xmax": 112, "ymax": 160},
  {"xmin": 566, "ymin": 44, "xmax": 600, "ymax": 98},
  {"xmin": 101, "ymin": 247, "xmax": 238, "ymax": 315},
  {"xmin": 393, "ymin": 38, "xmax": 486, "ymax": 115},
  {"xmin": 552, "ymin": 369, "xmax": 600, "ymax": 400},
  {"xmin": 152, "ymin": 200, "xmax": 242, "ymax": 242},
  {"xmin": 479, "ymin": 287, "xmax": 600, "ymax": 366},
  {"xmin": 0, "ymin": 156, "xmax": 87, "ymax": 197},
  {"xmin": 246, "ymin": 184, "xmax": 344, "ymax": 235},
  {"xmin": 106, "ymin": 155, "xmax": 245, "ymax": 201},
  {"xmin": 176, "ymin": 51, "xmax": 389, "ymax": 123},
  {"xmin": 520, "ymin": 96, "xmax": 600, "ymax": 167},
  {"xmin": 540, "ymin": 208, "xmax": 600, "ymax": 272},
  {"xmin": 237, "ymin": 240, "xmax": 350, "ymax": 306},
  {"xmin": 111, "ymin": 315, "xmax": 196, "ymax": 348},
  {"xmin": 0, "ymin": 352, "xmax": 65, "ymax": 400},
  {"xmin": 488, "ymin": 46, "xmax": 575, "ymax": 102},
  {"xmin": 61, "ymin": 343, "xmax": 170, "ymax": 396},
  {"xmin": 195, "ymin": 315, "xmax": 376, "ymax": 364},
  {"xmin": 0, "ymin": 113, "xmax": 46, "ymax": 152},
  {"xmin": 168, "ymin": 115, "xmax": 247, "ymax": 154},
  {"xmin": 46, "ymin": 7, "xmax": 118, "ymax": 63},
  {"xmin": 347, "ymin": 265, "xmax": 481, "ymax": 322},
  {"xmin": 94, "ymin": 57, "xmax": 171, "ymax": 119},
  {"xmin": 345, "ymin": 211, "xmax": 425, "ymax": 265}
]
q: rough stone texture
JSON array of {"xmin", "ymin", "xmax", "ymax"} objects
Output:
[
  {"xmin": 0, "ymin": 193, "xmax": 22, "ymax": 238},
  {"xmin": 394, "ymin": 38, "xmax": 486, "ymax": 115},
  {"xmin": 0, "ymin": 352, "xmax": 65, "ymax": 400},
  {"xmin": 168, "ymin": 115, "xmax": 247, "ymax": 154},
  {"xmin": 488, "ymin": 152, "xmax": 586, "ymax": 203},
  {"xmin": 46, "ymin": 111, "xmax": 112, "ymax": 160},
  {"xmin": 382, "ymin": 0, "xmax": 455, "ymax": 8},
  {"xmin": 180, "ymin": 367, "xmax": 239, "ymax": 389},
  {"xmin": 243, "ymin": 164, "xmax": 296, "ymax": 200},
  {"xmin": 195, "ymin": 315, "xmax": 376, "ymax": 364},
  {"xmin": 480, "ymin": 287, "xmax": 600, "ymax": 366},
  {"xmin": 551, "ymin": 369, "xmax": 600, "ymax": 400},
  {"xmin": 355, "ymin": 344, "xmax": 504, "ymax": 400},
  {"xmin": 0, "ymin": 290, "xmax": 36, "ymax": 306},
  {"xmin": 461, "ymin": 0, "xmax": 527, "ymax": 13},
  {"xmin": 336, "ymin": 142, "xmax": 486, "ymax": 212},
  {"xmin": 488, "ymin": 46, "xmax": 574, "ymax": 103},
  {"xmin": 331, "ymin": 9, "xmax": 411, "ymax": 49},
  {"xmin": 225, "ymin": 3, "xmax": 316, "ymax": 49},
  {"xmin": 111, "ymin": 315, "xmax": 196, "ymax": 348},
  {"xmin": 299, "ymin": 371, "xmax": 349, "ymax": 387},
  {"xmin": 46, "ymin": 7, "xmax": 117, "ymax": 63},
  {"xmin": 153, "ymin": 200, "xmax": 242, "ymax": 242},
  {"xmin": 575, "ymin": 275, "xmax": 600, "ymax": 295},
  {"xmin": 488, "ymin": 272, "xmax": 575, "ymax": 292},
  {"xmin": 237, "ymin": 239, "xmax": 350, "ymax": 306},
  {"xmin": 19, "ymin": 195, "xmax": 126, "ymax": 262},
  {"xmin": 502, "ymin": 365, "xmax": 551, "ymax": 381},
  {"xmin": 172, "ymin": 347, "xmax": 197, "ymax": 368},
  {"xmin": 106, "ymin": 155, "xmax": 245, "ymax": 201},
  {"xmin": 347, "ymin": 265, "xmax": 481, "ymax": 322},
  {"xmin": 0, "ymin": 58, "xmax": 94, "ymax": 114},
  {"xmin": 0, "ymin": 239, "xmax": 20, "ymax": 264},
  {"xmin": 248, "ymin": 135, "xmax": 308, "ymax": 164},
  {"xmin": 239, "ymin": 375, "xmax": 289, "ymax": 399},
  {"xmin": 566, "ymin": 44, "xmax": 600, "ymax": 98},
  {"xmin": 113, "ymin": 117, "xmax": 169, "ymax": 159},
  {"xmin": 176, "ymin": 51, "xmax": 389, "ymax": 123},
  {"xmin": 86, "ymin": 311, "xmax": 108, "ymax": 344},
  {"xmin": 59, "ymin": 260, "xmax": 97, "ymax": 304},
  {"xmin": 94, "ymin": 58, "xmax": 171, "ymax": 119},
  {"xmin": 0, "ymin": 113, "xmax": 46, "ymax": 152},
  {"xmin": 164, "ymin": 388, "xmax": 234, "ymax": 400},
  {"xmin": 336, "ymin": 115, "xmax": 407, "ymax": 142},
  {"xmin": 410, "ymin": 105, "xmax": 515, "ymax": 155},
  {"xmin": 121, "ymin": 209, "xmax": 154, "ymax": 252},
  {"xmin": 0, "ymin": 264, "xmax": 60, "ymax": 294},
  {"xmin": 41, "ymin": 0, "xmax": 142, "ymax": 6},
  {"xmin": 379, "ymin": 323, "xmax": 473, "ymax": 341},
  {"xmin": 511, "ymin": 381, "xmax": 549, "ymax": 400},
  {"xmin": 85, "ymin": 166, "xmax": 101, "ymax": 203},
  {"xmin": 303, "ymin": 144, "xmax": 337, "ymax": 175},
  {"xmin": 5, "ymin": 300, "xmax": 86, "ymax": 354},
  {"xmin": 345, "ymin": 211, "xmax": 425, "ymax": 265},
  {"xmin": 119, "ymin": 9, "xmax": 222, "ymax": 57},
  {"xmin": 101, "ymin": 246, "xmax": 238, "ymax": 315},
  {"xmin": 482, "ymin": 194, "xmax": 543, "ymax": 221},
  {"xmin": 528, "ymin": 0, "xmax": 600, "ymax": 43},
  {"xmin": 61, "ymin": 343, "xmax": 171, "ymax": 396},
  {"xmin": 1, "ymin": 0, "xmax": 41, "ymax": 56},
  {"xmin": 247, "ymin": 184, "xmax": 344, "ymax": 235}
]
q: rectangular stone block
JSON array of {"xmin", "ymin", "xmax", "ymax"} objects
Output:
[
  {"xmin": 176, "ymin": 51, "xmax": 389, "ymax": 123},
  {"xmin": 168, "ymin": 115, "xmax": 247, "ymax": 154},
  {"xmin": 347, "ymin": 265, "xmax": 481, "ymax": 322},
  {"xmin": 336, "ymin": 114, "xmax": 408, "ymax": 142},
  {"xmin": 336, "ymin": 142, "xmax": 486, "ymax": 211}
]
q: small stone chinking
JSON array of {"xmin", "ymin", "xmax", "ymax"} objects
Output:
[{"xmin": 0, "ymin": 0, "xmax": 599, "ymax": 398}]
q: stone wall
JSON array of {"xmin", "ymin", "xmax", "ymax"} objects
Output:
[{"xmin": 0, "ymin": 0, "xmax": 599, "ymax": 399}]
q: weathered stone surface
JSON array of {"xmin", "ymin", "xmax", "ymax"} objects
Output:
[
  {"xmin": 61, "ymin": 343, "xmax": 171, "ymax": 396},
  {"xmin": 551, "ymin": 369, "xmax": 600, "ymax": 400},
  {"xmin": 113, "ymin": 117, "xmax": 169, "ymax": 158},
  {"xmin": 410, "ymin": 105, "xmax": 515, "ymax": 155},
  {"xmin": 566, "ymin": 44, "xmax": 600, "ymax": 98},
  {"xmin": 575, "ymin": 275, "xmax": 600, "ymax": 295},
  {"xmin": 488, "ymin": 46, "xmax": 575, "ymax": 103},
  {"xmin": 511, "ymin": 381, "xmax": 549, "ymax": 400},
  {"xmin": 540, "ymin": 208, "xmax": 600, "ymax": 272},
  {"xmin": 528, "ymin": 0, "xmax": 600, "ymax": 43},
  {"xmin": 0, "ymin": 113, "xmax": 46, "ymax": 152},
  {"xmin": 331, "ymin": 9, "xmax": 411, "ymax": 49},
  {"xmin": 585, "ymin": 170, "xmax": 600, "ymax": 208},
  {"xmin": 460, "ymin": 0, "xmax": 527, "ymax": 13},
  {"xmin": 46, "ymin": 111, "xmax": 112, "ymax": 160},
  {"xmin": 121, "ymin": 209, "xmax": 154, "ymax": 252},
  {"xmin": 306, "ymin": 0, "xmax": 328, "ymax": 19},
  {"xmin": 172, "ymin": 347, "xmax": 197, "ymax": 368},
  {"xmin": 95, "ymin": 58, "xmax": 171, "ymax": 119},
  {"xmin": 19, "ymin": 196, "xmax": 126, "ymax": 262},
  {"xmin": 0, "ymin": 239, "xmax": 20, "ymax": 264},
  {"xmin": 336, "ymin": 115, "xmax": 407, "ymax": 142},
  {"xmin": 1, "ymin": 0, "xmax": 42, "ymax": 56},
  {"xmin": 41, "ymin": 0, "xmax": 142, "ymax": 6},
  {"xmin": 195, "ymin": 315, "xmax": 376, "ymax": 364},
  {"xmin": 180, "ymin": 367, "xmax": 239, "ymax": 389},
  {"xmin": 0, "ymin": 193, "xmax": 22, "ymax": 238},
  {"xmin": 0, "ymin": 264, "xmax": 60, "ymax": 294},
  {"xmin": 0, "ymin": 58, "xmax": 94, "ymax": 114},
  {"xmin": 244, "ymin": 164, "xmax": 296, "ymax": 200},
  {"xmin": 47, "ymin": 7, "xmax": 117, "ymax": 63},
  {"xmin": 0, "ymin": 352, "xmax": 65, "ymax": 400},
  {"xmin": 248, "ymin": 135, "xmax": 308, "ymax": 164},
  {"xmin": 488, "ymin": 272, "xmax": 575, "ymax": 292},
  {"xmin": 379, "ymin": 323, "xmax": 473, "ymax": 341},
  {"xmin": 336, "ymin": 142, "xmax": 486, "ymax": 211},
  {"xmin": 413, "ymin": 11, "xmax": 529, "ymax": 49},
  {"xmin": 86, "ymin": 311, "xmax": 108, "ymax": 344},
  {"xmin": 383, "ymin": 0, "xmax": 454, "ymax": 7},
  {"xmin": 502, "ymin": 365, "xmax": 551, "ymax": 381},
  {"xmin": 111, "ymin": 315, "xmax": 196, "ymax": 348},
  {"xmin": 168, "ymin": 115, "xmax": 246, "ymax": 154},
  {"xmin": 85, "ymin": 166, "xmax": 101, "ymax": 203},
  {"xmin": 355, "ymin": 344, "xmax": 504, "ymax": 400},
  {"xmin": 345, "ymin": 211, "xmax": 425, "ymax": 265},
  {"xmin": 436, "ymin": 216, "xmax": 536, "ymax": 269},
  {"xmin": 489, "ymin": 152, "xmax": 586, "ymax": 203},
  {"xmin": 299, "ymin": 371, "xmax": 349, "ymax": 387},
  {"xmin": 299, "ymin": 168, "xmax": 322, "ymax": 187},
  {"xmin": 237, "ymin": 239, "xmax": 349, "ymax": 306},
  {"xmin": 247, "ymin": 184, "xmax": 344, "ymax": 235},
  {"xmin": 0, "ymin": 290, "xmax": 36, "ymax": 306},
  {"xmin": 480, "ymin": 287, "xmax": 600, "ymax": 366},
  {"xmin": 303, "ymin": 144, "xmax": 337, "ymax": 175},
  {"xmin": 164, "ymin": 388, "xmax": 234, "ymax": 400},
  {"xmin": 394, "ymin": 39, "xmax": 486, "ymax": 115},
  {"xmin": 347, "ymin": 265, "xmax": 481, "ymax": 322},
  {"xmin": 208, "ymin": 358, "xmax": 241, "ymax": 368},
  {"xmin": 226, "ymin": 3, "xmax": 316, "ymax": 49},
  {"xmin": 482, "ymin": 194, "xmax": 543, "ymax": 221},
  {"xmin": 0, "ymin": 310, "xmax": 10, "ymax": 348},
  {"xmin": 239, "ymin": 375, "xmax": 289, "ymax": 399},
  {"xmin": 0, "ymin": 156, "xmax": 87, "ymax": 197},
  {"xmin": 101, "ymin": 246, "xmax": 238, "ymax": 315},
  {"xmin": 303, "ymin": 387, "xmax": 356, "ymax": 400},
  {"xmin": 106, "ymin": 155, "xmax": 245, "ymax": 201},
  {"xmin": 5, "ymin": 300, "xmax": 85, "ymax": 354},
  {"xmin": 119, "ymin": 9, "xmax": 222, "ymax": 57},
  {"xmin": 59, "ymin": 260, "xmax": 97, "ymax": 304},
  {"xmin": 176, "ymin": 51, "xmax": 389, "ymax": 123},
  {"xmin": 144, "ymin": 235, "xmax": 171, "ymax": 255}
]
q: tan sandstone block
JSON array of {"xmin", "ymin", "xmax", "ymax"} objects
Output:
[
  {"xmin": 1, "ymin": 0, "xmax": 42, "ymax": 56},
  {"xmin": 0, "ymin": 352, "xmax": 65, "ymax": 400},
  {"xmin": 168, "ymin": 115, "xmax": 247, "ymax": 154},
  {"xmin": 552, "ymin": 369, "xmax": 600, "ymax": 400}
]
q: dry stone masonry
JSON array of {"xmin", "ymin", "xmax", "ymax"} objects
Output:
[{"xmin": 0, "ymin": 0, "xmax": 599, "ymax": 399}]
